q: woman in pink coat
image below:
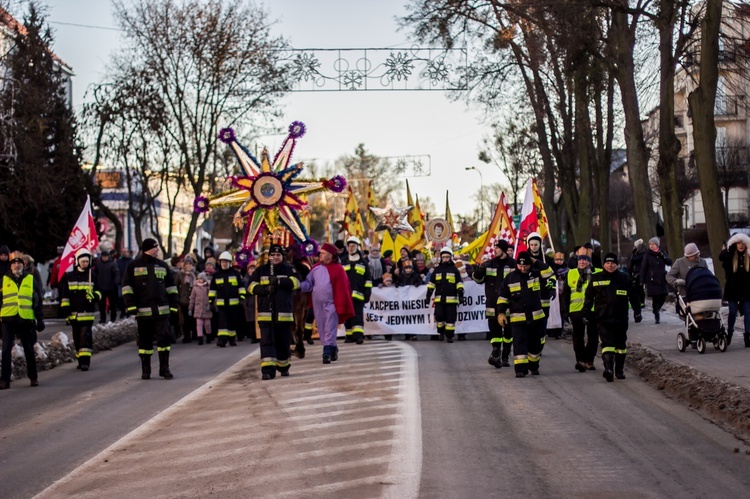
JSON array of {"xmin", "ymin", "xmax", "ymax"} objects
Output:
[{"xmin": 189, "ymin": 272, "xmax": 212, "ymax": 345}]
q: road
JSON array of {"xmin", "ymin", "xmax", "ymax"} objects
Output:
[{"xmin": 2, "ymin": 332, "xmax": 750, "ymax": 498}]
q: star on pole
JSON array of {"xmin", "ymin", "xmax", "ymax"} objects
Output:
[{"xmin": 369, "ymin": 196, "xmax": 415, "ymax": 233}]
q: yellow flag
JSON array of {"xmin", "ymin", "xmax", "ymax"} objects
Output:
[
  {"xmin": 445, "ymin": 191, "xmax": 454, "ymax": 233},
  {"xmin": 531, "ymin": 179, "xmax": 553, "ymax": 252},
  {"xmin": 343, "ymin": 186, "xmax": 365, "ymax": 238},
  {"xmin": 456, "ymin": 230, "xmax": 488, "ymax": 264},
  {"xmin": 366, "ymin": 181, "xmax": 378, "ymax": 231},
  {"xmin": 406, "ymin": 179, "xmax": 414, "ymax": 206},
  {"xmin": 381, "ymin": 230, "xmax": 395, "ymax": 255},
  {"xmin": 395, "ymin": 233, "xmax": 412, "ymax": 256},
  {"xmin": 405, "ymin": 194, "xmax": 426, "ymax": 251}
]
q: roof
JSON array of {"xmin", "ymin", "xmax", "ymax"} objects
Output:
[{"xmin": 0, "ymin": 6, "xmax": 72, "ymax": 72}]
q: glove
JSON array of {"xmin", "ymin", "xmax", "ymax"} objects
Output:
[
  {"xmin": 86, "ymin": 288, "xmax": 95, "ymax": 302},
  {"xmin": 458, "ymin": 291, "xmax": 465, "ymax": 303},
  {"xmin": 497, "ymin": 313, "xmax": 508, "ymax": 327},
  {"xmin": 546, "ymin": 278, "xmax": 556, "ymax": 289},
  {"xmin": 268, "ymin": 276, "xmax": 278, "ymax": 286},
  {"xmin": 35, "ymin": 319, "xmax": 45, "ymax": 332},
  {"xmin": 634, "ymin": 313, "xmax": 643, "ymax": 323},
  {"xmin": 675, "ymin": 279, "xmax": 685, "ymax": 287}
]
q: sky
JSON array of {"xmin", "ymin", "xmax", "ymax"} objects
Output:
[{"xmin": 42, "ymin": 0, "xmax": 503, "ymax": 217}]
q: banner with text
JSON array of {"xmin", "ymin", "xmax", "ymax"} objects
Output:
[{"xmin": 364, "ymin": 281, "xmax": 489, "ymax": 335}]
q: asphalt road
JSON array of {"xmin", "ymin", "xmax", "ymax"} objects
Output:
[{"xmin": 3, "ymin": 332, "xmax": 750, "ymax": 498}]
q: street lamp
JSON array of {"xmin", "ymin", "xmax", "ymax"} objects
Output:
[{"xmin": 465, "ymin": 166, "xmax": 484, "ymax": 230}]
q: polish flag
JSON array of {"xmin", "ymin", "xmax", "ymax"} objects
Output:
[
  {"xmin": 514, "ymin": 179, "xmax": 541, "ymax": 257},
  {"xmin": 58, "ymin": 195, "xmax": 99, "ymax": 280}
]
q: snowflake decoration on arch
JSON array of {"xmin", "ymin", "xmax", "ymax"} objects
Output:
[
  {"xmin": 385, "ymin": 51, "xmax": 414, "ymax": 82},
  {"xmin": 342, "ymin": 70, "xmax": 364, "ymax": 90},
  {"xmin": 292, "ymin": 52, "xmax": 321, "ymax": 82},
  {"xmin": 425, "ymin": 58, "xmax": 450, "ymax": 84},
  {"xmin": 195, "ymin": 122, "xmax": 346, "ymax": 250}
]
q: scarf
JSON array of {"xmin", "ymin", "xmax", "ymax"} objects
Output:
[{"xmin": 368, "ymin": 255, "xmax": 383, "ymax": 281}]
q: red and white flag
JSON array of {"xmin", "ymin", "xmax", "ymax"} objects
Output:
[
  {"xmin": 58, "ymin": 195, "xmax": 99, "ymax": 281},
  {"xmin": 476, "ymin": 192, "xmax": 517, "ymax": 263},
  {"xmin": 515, "ymin": 179, "xmax": 541, "ymax": 257}
]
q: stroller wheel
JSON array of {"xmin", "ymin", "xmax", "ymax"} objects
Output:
[
  {"xmin": 696, "ymin": 337, "xmax": 707, "ymax": 354},
  {"xmin": 718, "ymin": 335, "xmax": 728, "ymax": 352},
  {"xmin": 677, "ymin": 333, "xmax": 687, "ymax": 352}
]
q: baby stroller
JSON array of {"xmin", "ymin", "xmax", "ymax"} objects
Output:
[{"xmin": 676, "ymin": 266, "xmax": 728, "ymax": 354}]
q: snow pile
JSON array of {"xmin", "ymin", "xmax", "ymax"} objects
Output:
[{"xmin": 1, "ymin": 317, "xmax": 138, "ymax": 380}]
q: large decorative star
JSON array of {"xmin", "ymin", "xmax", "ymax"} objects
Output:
[
  {"xmin": 369, "ymin": 196, "xmax": 414, "ymax": 233},
  {"xmin": 194, "ymin": 122, "xmax": 346, "ymax": 253}
]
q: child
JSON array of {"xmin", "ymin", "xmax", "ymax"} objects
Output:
[{"xmin": 189, "ymin": 272, "xmax": 212, "ymax": 345}]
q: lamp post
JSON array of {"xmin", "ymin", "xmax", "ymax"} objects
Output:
[{"xmin": 465, "ymin": 166, "xmax": 484, "ymax": 231}]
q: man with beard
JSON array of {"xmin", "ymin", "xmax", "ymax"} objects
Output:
[
  {"xmin": 0, "ymin": 251, "xmax": 45, "ymax": 388},
  {"xmin": 59, "ymin": 249, "xmax": 101, "ymax": 371},
  {"xmin": 122, "ymin": 239, "xmax": 179, "ymax": 380},
  {"xmin": 342, "ymin": 237, "xmax": 372, "ymax": 344},
  {"xmin": 248, "ymin": 244, "xmax": 300, "ymax": 379},
  {"xmin": 496, "ymin": 252, "xmax": 546, "ymax": 378},
  {"xmin": 585, "ymin": 253, "xmax": 642, "ymax": 381},
  {"xmin": 425, "ymin": 247, "xmax": 464, "ymax": 343},
  {"xmin": 473, "ymin": 239, "xmax": 515, "ymax": 367}
]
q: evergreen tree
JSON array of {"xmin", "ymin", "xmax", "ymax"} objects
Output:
[{"xmin": 0, "ymin": 3, "xmax": 89, "ymax": 260}]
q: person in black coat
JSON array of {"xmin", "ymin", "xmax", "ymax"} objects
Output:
[
  {"xmin": 639, "ymin": 237, "xmax": 672, "ymax": 324},
  {"xmin": 720, "ymin": 233, "xmax": 750, "ymax": 346},
  {"xmin": 94, "ymin": 250, "xmax": 120, "ymax": 323},
  {"xmin": 628, "ymin": 239, "xmax": 646, "ymax": 309}
]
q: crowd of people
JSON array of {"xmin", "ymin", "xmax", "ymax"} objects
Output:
[{"xmin": 1, "ymin": 229, "xmax": 749, "ymax": 389}]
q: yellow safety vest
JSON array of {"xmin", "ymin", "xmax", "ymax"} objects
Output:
[
  {"xmin": 567, "ymin": 268, "xmax": 599, "ymax": 313},
  {"xmin": 1, "ymin": 274, "xmax": 35, "ymax": 320}
]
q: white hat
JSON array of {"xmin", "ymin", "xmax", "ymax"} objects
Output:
[
  {"xmin": 440, "ymin": 247, "xmax": 453, "ymax": 257},
  {"xmin": 346, "ymin": 236, "xmax": 361, "ymax": 246},
  {"xmin": 75, "ymin": 248, "xmax": 91, "ymax": 260},
  {"xmin": 527, "ymin": 232, "xmax": 542, "ymax": 243},
  {"xmin": 218, "ymin": 251, "xmax": 233, "ymax": 262}
]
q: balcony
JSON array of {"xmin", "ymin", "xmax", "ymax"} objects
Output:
[{"xmin": 714, "ymin": 95, "xmax": 743, "ymax": 118}]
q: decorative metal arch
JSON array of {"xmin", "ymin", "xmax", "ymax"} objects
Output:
[{"xmin": 281, "ymin": 47, "xmax": 467, "ymax": 92}]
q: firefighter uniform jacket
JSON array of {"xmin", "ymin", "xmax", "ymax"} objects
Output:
[
  {"xmin": 343, "ymin": 254, "xmax": 373, "ymax": 302},
  {"xmin": 496, "ymin": 269, "xmax": 546, "ymax": 323},
  {"xmin": 248, "ymin": 261, "xmax": 300, "ymax": 323},
  {"xmin": 531, "ymin": 258, "xmax": 556, "ymax": 309},
  {"xmin": 473, "ymin": 255, "xmax": 516, "ymax": 317},
  {"xmin": 209, "ymin": 267, "xmax": 246, "ymax": 309},
  {"xmin": 583, "ymin": 269, "xmax": 641, "ymax": 325},
  {"xmin": 122, "ymin": 254, "xmax": 179, "ymax": 318},
  {"xmin": 59, "ymin": 267, "xmax": 101, "ymax": 322},
  {"xmin": 426, "ymin": 262, "xmax": 464, "ymax": 304},
  {"xmin": 562, "ymin": 267, "xmax": 600, "ymax": 318}
]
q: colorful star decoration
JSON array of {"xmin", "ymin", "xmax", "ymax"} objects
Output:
[
  {"xmin": 369, "ymin": 196, "xmax": 414, "ymax": 233},
  {"xmin": 194, "ymin": 122, "xmax": 346, "ymax": 254}
]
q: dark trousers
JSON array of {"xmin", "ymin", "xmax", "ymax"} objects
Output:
[
  {"xmin": 651, "ymin": 294, "xmax": 667, "ymax": 316},
  {"xmin": 178, "ymin": 304, "xmax": 195, "ymax": 340},
  {"xmin": 598, "ymin": 321, "xmax": 628, "ymax": 371},
  {"xmin": 632, "ymin": 276, "xmax": 645, "ymax": 306},
  {"xmin": 216, "ymin": 306, "xmax": 244, "ymax": 346},
  {"xmin": 571, "ymin": 316, "xmax": 598, "ymax": 364},
  {"xmin": 98, "ymin": 288, "xmax": 118, "ymax": 322},
  {"xmin": 345, "ymin": 300, "xmax": 365, "ymax": 341},
  {"xmin": 435, "ymin": 303, "xmax": 458, "ymax": 339},
  {"xmin": 1, "ymin": 321, "xmax": 38, "ymax": 382},
  {"xmin": 136, "ymin": 317, "xmax": 172, "ymax": 355},
  {"xmin": 260, "ymin": 323, "xmax": 292, "ymax": 376},
  {"xmin": 71, "ymin": 321, "xmax": 94, "ymax": 367},
  {"xmin": 487, "ymin": 315, "xmax": 512, "ymax": 358},
  {"xmin": 511, "ymin": 320, "xmax": 545, "ymax": 375}
]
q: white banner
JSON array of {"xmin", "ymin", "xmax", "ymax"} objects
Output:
[{"xmin": 364, "ymin": 281, "xmax": 489, "ymax": 335}]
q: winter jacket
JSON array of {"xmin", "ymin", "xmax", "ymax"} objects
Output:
[
  {"xmin": 426, "ymin": 261, "xmax": 465, "ymax": 304},
  {"xmin": 473, "ymin": 254, "xmax": 515, "ymax": 318},
  {"xmin": 666, "ymin": 256, "xmax": 709, "ymax": 296},
  {"xmin": 395, "ymin": 270, "xmax": 423, "ymax": 287},
  {"xmin": 188, "ymin": 281, "xmax": 212, "ymax": 319},
  {"xmin": 122, "ymin": 254, "xmax": 179, "ymax": 318},
  {"xmin": 241, "ymin": 273, "xmax": 256, "ymax": 322},
  {"xmin": 343, "ymin": 252, "xmax": 373, "ymax": 302},
  {"xmin": 495, "ymin": 268, "xmax": 545, "ymax": 324},
  {"xmin": 94, "ymin": 257, "xmax": 120, "ymax": 291},
  {"xmin": 584, "ymin": 268, "xmax": 641, "ymax": 326},
  {"xmin": 176, "ymin": 269, "xmax": 196, "ymax": 306},
  {"xmin": 209, "ymin": 267, "xmax": 246, "ymax": 308},
  {"xmin": 640, "ymin": 249, "xmax": 672, "ymax": 296},
  {"xmin": 629, "ymin": 249, "xmax": 646, "ymax": 279},
  {"xmin": 59, "ymin": 266, "xmax": 101, "ymax": 322},
  {"xmin": 720, "ymin": 233, "xmax": 750, "ymax": 302},
  {"xmin": 248, "ymin": 261, "xmax": 300, "ymax": 323}
]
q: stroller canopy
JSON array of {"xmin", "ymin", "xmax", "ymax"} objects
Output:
[{"xmin": 685, "ymin": 266, "xmax": 722, "ymax": 303}]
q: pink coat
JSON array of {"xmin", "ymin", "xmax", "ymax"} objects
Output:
[{"xmin": 189, "ymin": 281, "xmax": 212, "ymax": 319}]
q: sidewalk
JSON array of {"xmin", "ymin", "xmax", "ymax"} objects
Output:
[{"xmin": 627, "ymin": 304, "xmax": 750, "ymax": 392}]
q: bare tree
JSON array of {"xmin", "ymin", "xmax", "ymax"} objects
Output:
[{"xmin": 716, "ymin": 136, "xmax": 750, "ymax": 223}]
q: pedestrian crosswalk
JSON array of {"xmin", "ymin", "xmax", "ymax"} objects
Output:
[{"xmin": 35, "ymin": 341, "xmax": 421, "ymax": 498}]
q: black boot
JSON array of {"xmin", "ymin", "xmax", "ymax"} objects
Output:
[
  {"xmin": 654, "ymin": 311, "xmax": 660, "ymax": 324},
  {"xmin": 615, "ymin": 354, "xmax": 626, "ymax": 379},
  {"xmin": 158, "ymin": 350, "xmax": 174, "ymax": 379},
  {"xmin": 140, "ymin": 354, "xmax": 151, "ymax": 380},
  {"xmin": 602, "ymin": 353, "xmax": 614, "ymax": 382},
  {"xmin": 488, "ymin": 347, "xmax": 502, "ymax": 368},
  {"xmin": 744, "ymin": 333, "xmax": 750, "ymax": 348},
  {"xmin": 501, "ymin": 343, "xmax": 511, "ymax": 367}
]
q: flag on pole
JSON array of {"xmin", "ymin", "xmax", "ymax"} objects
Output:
[
  {"xmin": 445, "ymin": 191, "xmax": 459, "ymax": 246},
  {"xmin": 343, "ymin": 186, "xmax": 365, "ymax": 238},
  {"xmin": 531, "ymin": 179, "xmax": 554, "ymax": 252},
  {"xmin": 515, "ymin": 179, "xmax": 552, "ymax": 257},
  {"xmin": 325, "ymin": 214, "xmax": 332, "ymax": 243},
  {"xmin": 406, "ymin": 179, "xmax": 414, "ymax": 206},
  {"xmin": 380, "ymin": 230, "xmax": 395, "ymax": 256},
  {"xmin": 366, "ymin": 181, "xmax": 378, "ymax": 231},
  {"xmin": 456, "ymin": 230, "xmax": 488, "ymax": 263},
  {"xmin": 58, "ymin": 195, "xmax": 99, "ymax": 281},
  {"xmin": 475, "ymin": 192, "xmax": 517, "ymax": 264},
  {"xmin": 405, "ymin": 193, "xmax": 426, "ymax": 251}
]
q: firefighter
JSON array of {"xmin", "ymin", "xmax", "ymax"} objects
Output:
[
  {"xmin": 122, "ymin": 238, "xmax": 179, "ymax": 380},
  {"xmin": 496, "ymin": 251, "xmax": 546, "ymax": 378},
  {"xmin": 562, "ymin": 248, "xmax": 600, "ymax": 372},
  {"xmin": 248, "ymin": 244, "xmax": 300, "ymax": 380},
  {"xmin": 426, "ymin": 247, "xmax": 464, "ymax": 343},
  {"xmin": 473, "ymin": 239, "xmax": 515, "ymax": 367},
  {"xmin": 59, "ymin": 249, "xmax": 101, "ymax": 371},
  {"xmin": 342, "ymin": 237, "xmax": 372, "ymax": 344},
  {"xmin": 583, "ymin": 252, "xmax": 642, "ymax": 382},
  {"xmin": 209, "ymin": 251, "xmax": 247, "ymax": 347},
  {"xmin": 525, "ymin": 232, "xmax": 556, "ymax": 318}
]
